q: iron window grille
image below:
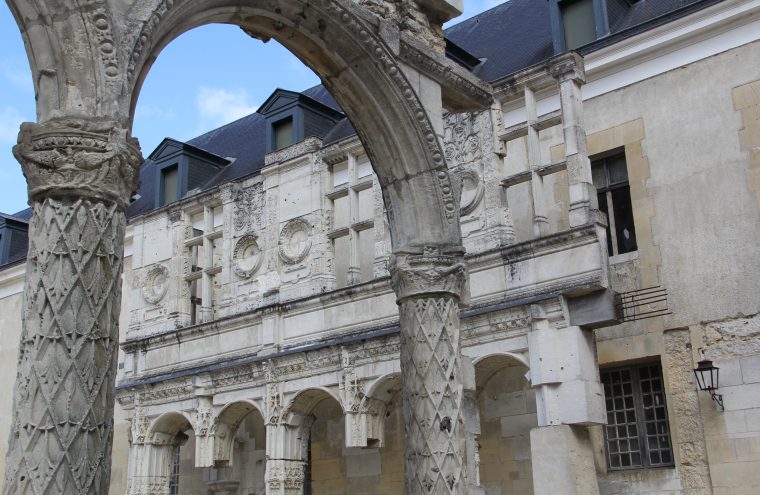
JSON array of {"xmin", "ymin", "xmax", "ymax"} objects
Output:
[{"xmin": 601, "ymin": 362, "xmax": 674, "ymax": 470}]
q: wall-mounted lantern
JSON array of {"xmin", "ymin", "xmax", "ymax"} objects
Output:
[{"xmin": 693, "ymin": 349, "xmax": 724, "ymax": 411}]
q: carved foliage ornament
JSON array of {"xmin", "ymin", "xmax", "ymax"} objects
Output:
[
  {"xmin": 13, "ymin": 119, "xmax": 142, "ymax": 209},
  {"xmin": 142, "ymin": 264, "xmax": 170, "ymax": 305},
  {"xmin": 232, "ymin": 234, "xmax": 263, "ymax": 278},
  {"xmin": 390, "ymin": 246, "xmax": 468, "ymax": 303},
  {"xmin": 279, "ymin": 218, "xmax": 312, "ymax": 265}
]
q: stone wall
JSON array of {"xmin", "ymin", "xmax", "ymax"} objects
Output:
[
  {"xmin": 0, "ymin": 273, "xmax": 23, "ymax": 485},
  {"xmin": 478, "ymin": 365, "xmax": 536, "ymax": 495}
]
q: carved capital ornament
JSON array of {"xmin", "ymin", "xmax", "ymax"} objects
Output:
[
  {"xmin": 390, "ymin": 247, "xmax": 468, "ymax": 303},
  {"xmin": 13, "ymin": 119, "xmax": 142, "ymax": 210}
]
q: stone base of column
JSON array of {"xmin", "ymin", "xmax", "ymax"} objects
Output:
[
  {"xmin": 265, "ymin": 459, "xmax": 305, "ymax": 495},
  {"xmin": 530, "ymin": 425, "xmax": 599, "ymax": 495}
]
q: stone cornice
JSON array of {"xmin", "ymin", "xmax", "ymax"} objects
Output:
[{"xmin": 399, "ymin": 33, "xmax": 493, "ymax": 112}]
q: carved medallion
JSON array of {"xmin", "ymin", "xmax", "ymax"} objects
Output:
[
  {"xmin": 142, "ymin": 264, "xmax": 169, "ymax": 305},
  {"xmin": 459, "ymin": 170, "xmax": 484, "ymax": 216},
  {"xmin": 279, "ymin": 218, "xmax": 312, "ymax": 265},
  {"xmin": 232, "ymin": 234, "xmax": 263, "ymax": 278}
]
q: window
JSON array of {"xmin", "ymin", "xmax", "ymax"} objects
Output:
[
  {"xmin": 161, "ymin": 165, "xmax": 179, "ymax": 206},
  {"xmin": 561, "ymin": 0, "xmax": 597, "ymax": 49},
  {"xmin": 273, "ymin": 117, "xmax": 294, "ymax": 151},
  {"xmin": 168, "ymin": 442, "xmax": 181, "ymax": 495},
  {"xmin": 183, "ymin": 206, "xmax": 223, "ymax": 325},
  {"xmin": 327, "ymin": 153, "xmax": 376, "ymax": 288},
  {"xmin": 592, "ymin": 151, "xmax": 637, "ymax": 256},
  {"xmin": 601, "ymin": 363, "xmax": 674, "ymax": 470}
]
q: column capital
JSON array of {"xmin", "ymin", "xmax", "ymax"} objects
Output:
[
  {"xmin": 389, "ymin": 246, "xmax": 468, "ymax": 303},
  {"xmin": 550, "ymin": 52, "xmax": 586, "ymax": 85},
  {"xmin": 13, "ymin": 118, "xmax": 143, "ymax": 210}
]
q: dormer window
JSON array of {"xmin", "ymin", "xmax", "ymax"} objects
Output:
[
  {"xmin": 259, "ymin": 88, "xmax": 344, "ymax": 154},
  {"xmin": 549, "ymin": 0, "xmax": 610, "ymax": 53},
  {"xmin": 149, "ymin": 138, "xmax": 230, "ymax": 209},
  {"xmin": 273, "ymin": 117, "xmax": 294, "ymax": 151}
]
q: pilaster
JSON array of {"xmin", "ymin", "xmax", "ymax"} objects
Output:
[
  {"xmin": 527, "ymin": 304, "xmax": 604, "ymax": 495},
  {"xmin": 552, "ymin": 56, "xmax": 597, "ymax": 228}
]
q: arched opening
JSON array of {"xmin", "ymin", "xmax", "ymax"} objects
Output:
[
  {"xmin": 147, "ymin": 412, "xmax": 198, "ymax": 495},
  {"xmin": 211, "ymin": 401, "xmax": 267, "ymax": 495},
  {"xmin": 474, "ymin": 354, "xmax": 537, "ymax": 495},
  {"xmin": 126, "ymin": 0, "xmax": 462, "ymax": 251}
]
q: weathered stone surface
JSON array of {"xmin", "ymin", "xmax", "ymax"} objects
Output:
[{"xmin": 3, "ymin": 198, "xmax": 128, "ymax": 494}]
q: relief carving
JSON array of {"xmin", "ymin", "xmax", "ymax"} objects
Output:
[
  {"xmin": 142, "ymin": 264, "xmax": 170, "ymax": 305},
  {"xmin": 232, "ymin": 234, "xmax": 263, "ymax": 278},
  {"xmin": 278, "ymin": 218, "xmax": 312, "ymax": 265},
  {"xmin": 13, "ymin": 119, "xmax": 142, "ymax": 209},
  {"xmin": 390, "ymin": 246, "xmax": 468, "ymax": 303},
  {"xmin": 459, "ymin": 169, "xmax": 485, "ymax": 216},
  {"xmin": 233, "ymin": 183, "xmax": 264, "ymax": 233}
]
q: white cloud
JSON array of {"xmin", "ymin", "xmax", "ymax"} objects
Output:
[
  {"xmin": 0, "ymin": 106, "xmax": 24, "ymax": 143},
  {"xmin": 1, "ymin": 61, "xmax": 33, "ymax": 92},
  {"xmin": 134, "ymin": 104, "xmax": 176, "ymax": 121},
  {"xmin": 196, "ymin": 86, "xmax": 258, "ymax": 128}
]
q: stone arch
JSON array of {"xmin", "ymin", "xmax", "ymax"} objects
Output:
[
  {"xmin": 147, "ymin": 411, "xmax": 195, "ymax": 445},
  {"xmin": 473, "ymin": 352, "xmax": 530, "ymax": 389},
  {"xmin": 123, "ymin": 0, "xmax": 462, "ymax": 250},
  {"xmin": 212, "ymin": 400, "xmax": 266, "ymax": 467},
  {"xmin": 283, "ymin": 387, "xmax": 344, "ymax": 423},
  {"xmin": 473, "ymin": 353, "xmax": 536, "ymax": 494}
]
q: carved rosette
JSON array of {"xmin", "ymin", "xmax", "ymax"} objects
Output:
[
  {"xmin": 232, "ymin": 234, "xmax": 263, "ymax": 278},
  {"xmin": 458, "ymin": 169, "xmax": 484, "ymax": 216},
  {"xmin": 142, "ymin": 264, "xmax": 170, "ymax": 305},
  {"xmin": 278, "ymin": 218, "xmax": 312, "ymax": 265},
  {"xmin": 13, "ymin": 119, "xmax": 142, "ymax": 210}
]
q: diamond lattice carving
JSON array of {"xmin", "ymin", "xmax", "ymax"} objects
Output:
[
  {"xmin": 400, "ymin": 296, "xmax": 465, "ymax": 494},
  {"xmin": 3, "ymin": 198, "xmax": 126, "ymax": 495}
]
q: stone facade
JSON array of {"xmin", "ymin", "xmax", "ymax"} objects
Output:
[{"xmin": 1, "ymin": 1, "xmax": 760, "ymax": 494}]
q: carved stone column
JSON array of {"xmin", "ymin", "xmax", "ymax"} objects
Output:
[
  {"xmin": 390, "ymin": 247, "xmax": 468, "ymax": 494},
  {"xmin": 2, "ymin": 118, "xmax": 141, "ymax": 494}
]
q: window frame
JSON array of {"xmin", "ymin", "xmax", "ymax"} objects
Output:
[
  {"xmin": 548, "ymin": 0, "xmax": 610, "ymax": 53},
  {"xmin": 601, "ymin": 361, "xmax": 675, "ymax": 471},
  {"xmin": 591, "ymin": 149, "xmax": 638, "ymax": 258},
  {"xmin": 158, "ymin": 163, "xmax": 180, "ymax": 207},
  {"xmin": 326, "ymin": 152, "xmax": 376, "ymax": 288}
]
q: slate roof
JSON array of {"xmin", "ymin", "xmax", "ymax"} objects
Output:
[
  {"xmin": 4, "ymin": 0, "xmax": 726, "ymax": 224},
  {"xmin": 446, "ymin": 0, "xmax": 716, "ymax": 84}
]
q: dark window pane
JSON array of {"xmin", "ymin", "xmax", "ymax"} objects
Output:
[
  {"xmin": 607, "ymin": 154, "xmax": 629, "ymax": 184},
  {"xmin": 561, "ymin": 0, "xmax": 597, "ymax": 49},
  {"xmin": 274, "ymin": 117, "xmax": 294, "ymax": 150},
  {"xmin": 162, "ymin": 165, "xmax": 179, "ymax": 206},
  {"xmin": 611, "ymin": 186, "xmax": 637, "ymax": 254}
]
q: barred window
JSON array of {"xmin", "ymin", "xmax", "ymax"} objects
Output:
[
  {"xmin": 169, "ymin": 442, "xmax": 180, "ymax": 495},
  {"xmin": 601, "ymin": 363, "xmax": 674, "ymax": 470}
]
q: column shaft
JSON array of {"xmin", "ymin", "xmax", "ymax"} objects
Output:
[
  {"xmin": 391, "ymin": 249, "xmax": 468, "ymax": 495},
  {"xmin": 2, "ymin": 119, "xmax": 141, "ymax": 494}
]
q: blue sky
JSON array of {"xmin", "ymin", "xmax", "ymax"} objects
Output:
[{"xmin": 0, "ymin": 1, "xmax": 502, "ymax": 214}]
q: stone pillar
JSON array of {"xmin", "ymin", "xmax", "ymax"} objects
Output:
[
  {"xmin": 528, "ymin": 307, "xmax": 605, "ymax": 495},
  {"xmin": 662, "ymin": 328, "xmax": 713, "ymax": 494},
  {"xmin": 2, "ymin": 118, "xmax": 141, "ymax": 494},
  {"xmin": 390, "ymin": 247, "xmax": 468, "ymax": 494},
  {"xmin": 265, "ymin": 420, "xmax": 312, "ymax": 495},
  {"xmin": 552, "ymin": 56, "xmax": 597, "ymax": 228}
]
